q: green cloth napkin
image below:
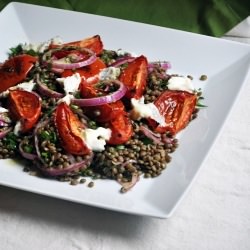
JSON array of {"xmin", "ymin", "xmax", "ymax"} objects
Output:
[{"xmin": 0, "ymin": 0, "xmax": 249, "ymax": 37}]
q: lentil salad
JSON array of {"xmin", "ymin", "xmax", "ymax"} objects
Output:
[{"xmin": 0, "ymin": 35, "xmax": 205, "ymax": 192}]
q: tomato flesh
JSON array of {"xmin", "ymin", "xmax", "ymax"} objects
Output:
[
  {"xmin": 108, "ymin": 114, "xmax": 133, "ymax": 145},
  {"xmin": 0, "ymin": 55, "xmax": 37, "ymax": 93},
  {"xmin": 80, "ymin": 82, "xmax": 125, "ymax": 122},
  {"xmin": 8, "ymin": 90, "xmax": 41, "ymax": 132},
  {"xmin": 149, "ymin": 90, "xmax": 197, "ymax": 135},
  {"xmin": 55, "ymin": 102, "xmax": 90, "ymax": 155},
  {"xmin": 62, "ymin": 58, "xmax": 106, "ymax": 79},
  {"xmin": 61, "ymin": 35, "xmax": 103, "ymax": 55},
  {"xmin": 119, "ymin": 55, "xmax": 148, "ymax": 99}
]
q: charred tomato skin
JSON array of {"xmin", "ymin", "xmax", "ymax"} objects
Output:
[
  {"xmin": 55, "ymin": 102, "xmax": 90, "ymax": 155},
  {"xmin": 0, "ymin": 55, "xmax": 37, "ymax": 93},
  {"xmin": 148, "ymin": 90, "xmax": 197, "ymax": 135},
  {"xmin": 8, "ymin": 89, "xmax": 41, "ymax": 133}
]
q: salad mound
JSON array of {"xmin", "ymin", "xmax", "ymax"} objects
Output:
[{"xmin": 0, "ymin": 35, "xmax": 204, "ymax": 192}]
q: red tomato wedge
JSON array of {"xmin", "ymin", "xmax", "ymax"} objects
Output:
[
  {"xmin": 149, "ymin": 90, "xmax": 197, "ymax": 135},
  {"xmin": 61, "ymin": 35, "xmax": 103, "ymax": 55},
  {"xmin": 8, "ymin": 90, "xmax": 41, "ymax": 133},
  {"xmin": 80, "ymin": 82, "xmax": 125, "ymax": 122},
  {"xmin": 119, "ymin": 55, "xmax": 148, "ymax": 99},
  {"xmin": 108, "ymin": 114, "xmax": 133, "ymax": 145},
  {"xmin": 0, "ymin": 55, "xmax": 37, "ymax": 93},
  {"xmin": 55, "ymin": 102, "xmax": 90, "ymax": 155},
  {"xmin": 62, "ymin": 58, "xmax": 106, "ymax": 79}
]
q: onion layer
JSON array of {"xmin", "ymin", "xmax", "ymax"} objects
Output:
[
  {"xmin": 71, "ymin": 80, "xmax": 127, "ymax": 107},
  {"xmin": 36, "ymin": 74, "xmax": 64, "ymax": 98},
  {"xmin": 43, "ymin": 47, "xmax": 97, "ymax": 70},
  {"xmin": 36, "ymin": 152, "xmax": 93, "ymax": 176},
  {"xmin": 33, "ymin": 118, "xmax": 93, "ymax": 176},
  {"xmin": 139, "ymin": 125, "xmax": 163, "ymax": 144},
  {"xmin": 19, "ymin": 139, "xmax": 37, "ymax": 160},
  {"xmin": 110, "ymin": 56, "xmax": 135, "ymax": 67}
]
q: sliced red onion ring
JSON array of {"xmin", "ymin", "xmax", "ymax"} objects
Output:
[
  {"xmin": 51, "ymin": 67, "xmax": 64, "ymax": 74},
  {"xmin": 161, "ymin": 133, "xmax": 175, "ymax": 145},
  {"xmin": 36, "ymin": 74, "xmax": 64, "ymax": 98},
  {"xmin": 139, "ymin": 125, "xmax": 163, "ymax": 144},
  {"xmin": 44, "ymin": 47, "xmax": 97, "ymax": 70},
  {"xmin": 34, "ymin": 119, "xmax": 50, "ymax": 167},
  {"xmin": 110, "ymin": 56, "xmax": 135, "ymax": 67},
  {"xmin": 71, "ymin": 80, "xmax": 127, "ymax": 107},
  {"xmin": 0, "ymin": 127, "xmax": 12, "ymax": 139},
  {"xmin": 0, "ymin": 121, "xmax": 11, "ymax": 127},
  {"xmin": 118, "ymin": 172, "xmax": 139, "ymax": 192},
  {"xmin": 19, "ymin": 139, "xmax": 37, "ymax": 160},
  {"xmin": 36, "ymin": 152, "xmax": 93, "ymax": 176},
  {"xmin": 34, "ymin": 118, "xmax": 93, "ymax": 176}
]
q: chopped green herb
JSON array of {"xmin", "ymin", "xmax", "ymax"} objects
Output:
[
  {"xmin": 41, "ymin": 152, "xmax": 50, "ymax": 159},
  {"xmin": 24, "ymin": 145, "xmax": 33, "ymax": 153},
  {"xmin": 116, "ymin": 145, "xmax": 125, "ymax": 150},
  {"xmin": 88, "ymin": 120, "xmax": 97, "ymax": 129},
  {"xmin": 40, "ymin": 131, "xmax": 51, "ymax": 140},
  {"xmin": 39, "ymin": 130, "xmax": 57, "ymax": 142},
  {"xmin": 141, "ymin": 137, "xmax": 153, "ymax": 145},
  {"xmin": 196, "ymin": 102, "xmax": 207, "ymax": 108},
  {"xmin": 3, "ymin": 132, "xmax": 18, "ymax": 150},
  {"xmin": 9, "ymin": 44, "xmax": 23, "ymax": 56}
]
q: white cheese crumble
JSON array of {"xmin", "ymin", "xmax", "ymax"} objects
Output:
[
  {"xmin": 56, "ymin": 73, "xmax": 81, "ymax": 95},
  {"xmin": 21, "ymin": 36, "xmax": 63, "ymax": 53},
  {"xmin": 83, "ymin": 127, "xmax": 111, "ymax": 152},
  {"xmin": 167, "ymin": 76, "xmax": 194, "ymax": 93},
  {"xmin": 15, "ymin": 80, "xmax": 36, "ymax": 92},
  {"xmin": 130, "ymin": 97, "xmax": 166, "ymax": 126},
  {"xmin": 0, "ymin": 107, "xmax": 8, "ymax": 113},
  {"xmin": 14, "ymin": 121, "xmax": 22, "ymax": 136},
  {"xmin": 99, "ymin": 67, "xmax": 120, "ymax": 80},
  {"xmin": 0, "ymin": 80, "xmax": 36, "ymax": 98},
  {"xmin": 57, "ymin": 94, "xmax": 74, "ymax": 105}
]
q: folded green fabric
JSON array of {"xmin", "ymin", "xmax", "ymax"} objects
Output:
[{"xmin": 0, "ymin": 0, "xmax": 249, "ymax": 37}]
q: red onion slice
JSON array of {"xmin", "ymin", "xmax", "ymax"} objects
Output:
[
  {"xmin": 71, "ymin": 80, "xmax": 127, "ymax": 107},
  {"xmin": 34, "ymin": 119, "xmax": 50, "ymax": 167},
  {"xmin": 36, "ymin": 74, "xmax": 64, "ymax": 98},
  {"xmin": 139, "ymin": 125, "xmax": 163, "ymax": 144},
  {"xmin": 34, "ymin": 118, "xmax": 93, "ymax": 176},
  {"xmin": 36, "ymin": 152, "xmax": 93, "ymax": 176},
  {"xmin": 118, "ymin": 173, "xmax": 139, "ymax": 192},
  {"xmin": 0, "ymin": 121, "xmax": 10, "ymax": 127},
  {"xmin": 45, "ymin": 48, "xmax": 97, "ymax": 70},
  {"xmin": 110, "ymin": 56, "xmax": 135, "ymax": 67},
  {"xmin": 19, "ymin": 139, "xmax": 37, "ymax": 160}
]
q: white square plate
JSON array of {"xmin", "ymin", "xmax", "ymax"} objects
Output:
[{"xmin": 0, "ymin": 2, "xmax": 249, "ymax": 218}]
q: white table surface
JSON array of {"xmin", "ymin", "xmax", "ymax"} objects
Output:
[{"xmin": 0, "ymin": 19, "xmax": 250, "ymax": 250}]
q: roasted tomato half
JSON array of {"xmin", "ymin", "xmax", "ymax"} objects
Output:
[
  {"xmin": 108, "ymin": 113, "xmax": 133, "ymax": 145},
  {"xmin": 8, "ymin": 90, "xmax": 41, "ymax": 133},
  {"xmin": 0, "ymin": 55, "xmax": 37, "ymax": 93},
  {"xmin": 80, "ymin": 82, "xmax": 125, "ymax": 122},
  {"xmin": 148, "ymin": 90, "xmax": 197, "ymax": 135},
  {"xmin": 60, "ymin": 35, "xmax": 103, "ymax": 55},
  {"xmin": 55, "ymin": 102, "xmax": 90, "ymax": 155},
  {"xmin": 119, "ymin": 55, "xmax": 148, "ymax": 99},
  {"xmin": 62, "ymin": 58, "xmax": 106, "ymax": 79}
]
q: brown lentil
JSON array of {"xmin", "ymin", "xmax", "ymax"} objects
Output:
[
  {"xmin": 199, "ymin": 74, "xmax": 208, "ymax": 81},
  {"xmin": 88, "ymin": 181, "xmax": 95, "ymax": 188}
]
